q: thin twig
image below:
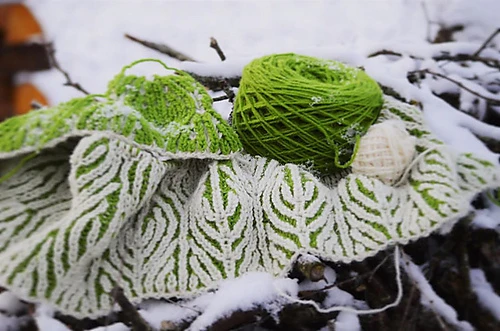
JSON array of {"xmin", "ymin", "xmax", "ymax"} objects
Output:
[
  {"xmin": 368, "ymin": 49, "xmax": 500, "ymax": 69},
  {"xmin": 213, "ymin": 95, "xmax": 229, "ymax": 102},
  {"xmin": 455, "ymin": 217, "xmax": 474, "ymax": 317},
  {"xmin": 186, "ymin": 72, "xmax": 241, "ymax": 90},
  {"xmin": 45, "ymin": 42, "xmax": 90, "ymax": 95},
  {"xmin": 125, "ymin": 33, "xmax": 196, "ymax": 62},
  {"xmin": 473, "ymin": 28, "xmax": 500, "ymax": 57},
  {"xmin": 210, "ymin": 37, "xmax": 226, "ymax": 61},
  {"xmin": 368, "ymin": 49, "xmax": 414, "ymax": 59},
  {"xmin": 409, "ymin": 69, "xmax": 500, "ymax": 105},
  {"xmin": 221, "ymin": 79, "xmax": 236, "ymax": 103},
  {"xmin": 398, "ymin": 284, "xmax": 418, "ymax": 331},
  {"xmin": 302, "ymin": 253, "xmax": 392, "ymax": 296},
  {"xmin": 434, "ymin": 54, "xmax": 500, "ymax": 70},
  {"xmin": 161, "ymin": 297, "xmax": 202, "ymax": 315},
  {"xmin": 368, "ymin": 253, "xmax": 391, "ymax": 283},
  {"xmin": 111, "ymin": 287, "xmax": 153, "ymax": 331}
]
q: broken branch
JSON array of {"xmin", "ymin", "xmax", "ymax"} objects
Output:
[
  {"xmin": 111, "ymin": 287, "xmax": 152, "ymax": 331},
  {"xmin": 296, "ymin": 255, "xmax": 326, "ymax": 282},
  {"xmin": 125, "ymin": 34, "xmax": 196, "ymax": 62},
  {"xmin": 210, "ymin": 37, "xmax": 226, "ymax": 61},
  {"xmin": 212, "ymin": 95, "xmax": 229, "ymax": 102},
  {"xmin": 473, "ymin": 28, "xmax": 500, "ymax": 57}
]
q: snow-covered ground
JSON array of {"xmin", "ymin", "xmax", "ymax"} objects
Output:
[
  {"xmin": 25, "ymin": 0, "xmax": 498, "ymax": 105},
  {"xmin": 2, "ymin": 0, "xmax": 499, "ymax": 330}
]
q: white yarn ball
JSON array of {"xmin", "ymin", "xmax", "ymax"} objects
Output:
[{"xmin": 351, "ymin": 120, "xmax": 416, "ymax": 185}]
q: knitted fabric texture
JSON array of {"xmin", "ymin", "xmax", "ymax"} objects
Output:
[
  {"xmin": 232, "ymin": 53, "xmax": 383, "ymax": 173},
  {"xmin": 0, "ymin": 94, "xmax": 497, "ymax": 318},
  {"xmin": 0, "ymin": 59, "xmax": 241, "ymax": 160},
  {"xmin": 351, "ymin": 120, "xmax": 416, "ymax": 185}
]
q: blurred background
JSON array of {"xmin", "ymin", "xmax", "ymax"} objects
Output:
[{"xmin": 0, "ymin": 0, "xmax": 498, "ymax": 119}]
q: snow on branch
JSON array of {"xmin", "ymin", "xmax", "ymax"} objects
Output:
[{"xmin": 401, "ymin": 252, "xmax": 474, "ymax": 331}]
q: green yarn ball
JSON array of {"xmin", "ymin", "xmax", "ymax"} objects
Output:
[{"xmin": 232, "ymin": 53, "xmax": 383, "ymax": 173}]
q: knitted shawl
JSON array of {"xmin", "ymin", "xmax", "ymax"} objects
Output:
[{"xmin": 0, "ymin": 72, "xmax": 498, "ymax": 317}]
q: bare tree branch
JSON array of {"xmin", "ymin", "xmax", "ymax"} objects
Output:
[
  {"xmin": 212, "ymin": 95, "xmax": 229, "ymax": 102},
  {"xmin": 473, "ymin": 28, "xmax": 500, "ymax": 57},
  {"xmin": 210, "ymin": 37, "xmax": 226, "ymax": 61},
  {"xmin": 409, "ymin": 69, "xmax": 500, "ymax": 105},
  {"xmin": 125, "ymin": 34, "xmax": 196, "ymax": 62},
  {"xmin": 221, "ymin": 79, "xmax": 236, "ymax": 103},
  {"xmin": 368, "ymin": 49, "xmax": 413, "ymax": 59},
  {"xmin": 368, "ymin": 49, "xmax": 500, "ymax": 70},
  {"xmin": 111, "ymin": 287, "xmax": 152, "ymax": 331},
  {"xmin": 433, "ymin": 54, "xmax": 500, "ymax": 70},
  {"xmin": 187, "ymin": 71, "xmax": 241, "ymax": 91},
  {"xmin": 45, "ymin": 42, "xmax": 91, "ymax": 95}
]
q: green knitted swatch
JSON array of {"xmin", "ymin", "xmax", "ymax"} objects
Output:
[
  {"xmin": 0, "ymin": 59, "xmax": 241, "ymax": 160},
  {"xmin": 0, "ymin": 94, "xmax": 497, "ymax": 318},
  {"xmin": 233, "ymin": 53, "xmax": 383, "ymax": 173}
]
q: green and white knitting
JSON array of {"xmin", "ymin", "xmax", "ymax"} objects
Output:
[
  {"xmin": 0, "ymin": 59, "xmax": 241, "ymax": 162},
  {"xmin": 0, "ymin": 86, "xmax": 498, "ymax": 317}
]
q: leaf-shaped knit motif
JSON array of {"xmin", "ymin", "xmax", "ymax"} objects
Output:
[{"xmin": 0, "ymin": 96, "xmax": 498, "ymax": 317}]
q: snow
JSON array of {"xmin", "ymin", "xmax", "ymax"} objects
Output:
[
  {"xmin": 139, "ymin": 295, "xmax": 211, "ymax": 329},
  {"xmin": 33, "ymin": 304, "xmax": 70, "ymax": 331},
  {"xmin": 0, "ymin": 315, "xmax": 22, "ymax": 331},
  {"xmin": 88, "ymin": 323, "xmax": 129, "ymax": 331},
  {"xmin": 188, "ymin": 272, "xmax": 297, "ymax": 330},
  {"xmin": 435, "ymin": 0, "xmax": 500, "ymax": 46},
  {"xmin": 470, "ymin": 268, "xmax": 500, "ymax": 321},
  {"xmin": 472, "ymin": 197, "xmax": 500, "ymax": 229},
  {"xmin": 401, "ymin": 253, "xmax": 474, "ymax": 331},
  {"xmin": 0, "ymin": 292, "xmax": 25, "ymax": 315},
  {"xmin": 335, "ymin": 311, "xmax": 362, "ymax": 331},
  {"xmin": 35, "ymin": 315, "xmax": 70, "ymax": 331}
]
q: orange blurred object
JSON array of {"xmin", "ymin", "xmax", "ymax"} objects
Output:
[
  {"xmin": 0, "ymin": 3, "xmax": 48, "ymax": 120},
  {"xmin": 0, "ymin": 3, "xmax": 43, "ymax": 45},
  {"xmin": 13, "ymin": 83, "xmax": 48, "ymax": 115}
]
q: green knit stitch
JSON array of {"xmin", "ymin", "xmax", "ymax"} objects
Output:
[
  {"xmin": 233, "ymin": 53, "xmax": 383, "ymax": 173},
  {"xmin": 0, "ymin": 59, "xmax": 241, "ymax": 160}
]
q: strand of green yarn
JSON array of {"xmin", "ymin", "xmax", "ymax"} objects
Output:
[{"xmin": 232, "ymin": 53, "xmax": 383, "ymax": 173}]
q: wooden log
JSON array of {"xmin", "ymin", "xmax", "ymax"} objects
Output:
[
  {"xmin": 0, "ymin": 43, "xmax": 50, "ymax": 73},
  {"xmin": 0, "ymin": 74, "xmax": 13, "ymax": 121}
]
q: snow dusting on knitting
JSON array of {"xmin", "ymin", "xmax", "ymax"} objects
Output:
[{"xmin": 0, "ymin": 56, "xmax": 498, "ymax": 318}]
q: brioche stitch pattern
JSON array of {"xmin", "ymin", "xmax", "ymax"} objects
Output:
[
  {"xmin": 0, "ymin": 59, "xmax": 241, "ymax": 160},
  {"xmin": 0, "ymin": 94, "xmax": 498, "ymax": 318}
]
